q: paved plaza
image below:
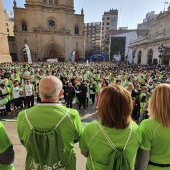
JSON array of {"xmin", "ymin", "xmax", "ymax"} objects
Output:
[{"xmin": 3, "ymin": 103, "xmax": 98, "ymax": 170}]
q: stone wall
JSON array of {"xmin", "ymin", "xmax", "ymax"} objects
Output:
[
  {"xmin": 0, "ymin": 0, "xmax": 12, "ymax": 63},
  {"xmin": 14, "ymin": 1, "xmax": 85, "ymax": 62}
]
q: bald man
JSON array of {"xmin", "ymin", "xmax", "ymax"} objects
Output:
[{"xmin": 17, "ymin": 76, "xmax": 82, "ymax": 170}]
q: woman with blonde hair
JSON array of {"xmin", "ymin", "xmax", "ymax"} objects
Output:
[
  {"xmin": 80, "ymin": 85, "xmax": 141, "ymax": 170},
  {"xmin": 136, "ymin": 84, "xmax": 170, "ymax": 170}
]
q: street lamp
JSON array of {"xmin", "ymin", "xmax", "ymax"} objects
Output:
[
  {"xmin": 33, "ymin": 51, "xmax": 38, "ymax": 62},
  {"xmin": 132, "ymin": 50, "xmax": 136, "ymax": 64},
  {"xmin": 158, "ymin": 44, "xmax": 166, "ymax": 64}
]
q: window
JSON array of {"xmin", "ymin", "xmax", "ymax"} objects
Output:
[
  {"xmin": 49, "ymin": 0, "xmax": 53, "ymax": 4},
  {"xmin": 107, "ymin": 22, "xmax": 110, "ymax": 25},
  {"xmin": 54, "ymin": 0, "xmax": 58, "ymax": 4},
  {"xmin": 5, "ymin": 23, "xmax": 8, "ymax": 26},
  {"xmin": 7, "ymin": 28, "xmax": 9, "ymax": 32},
  {"xmin": 107, "ymin": 17, "xmax": 110, "ymax": 20},
  {"xmin": 43, "ymin": 0, "xmax": 47, "ymax": 3},
  {"xmin": 111, "ymin": 22, "xmax": 115, "ymax": 26},
  {"xmin": 22, "ymin": 21, "xmax": 27, "ymax": 31},
  {"xmin": 111, "ymin": 17, "xmax": 117, "ymax": 22},
  {"xmin": 75, "ymin": 25, "xmax": 79, "ymax": 35}
]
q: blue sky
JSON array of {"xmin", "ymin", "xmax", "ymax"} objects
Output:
[{"xmin": 2, "ymin": 0, "xmax": 167, "ymax": 29}]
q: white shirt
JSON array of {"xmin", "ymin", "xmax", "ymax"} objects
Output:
[
  {"xmin": 13, "ymin": 86, "xmax": 20, "ymax": 99},
  {"xmin": 25, "ymin": 84, "xmax": 33, "ymax": 96},
  {"xmin": 0, "ymin": 99, "xmax": 6, "ymax": 110}
]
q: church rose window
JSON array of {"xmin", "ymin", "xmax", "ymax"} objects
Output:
[
  {"xmin": 22, "ymin": 21, "xmax": 27, "ymax": 31},
  {"xmin": 48, "ymin": 19, "xmax": 56, "ymax": 28}
]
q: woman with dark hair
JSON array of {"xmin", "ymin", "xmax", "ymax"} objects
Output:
[{"xmin": 79, "ymin": 85, "xmax": 141, "ymax": 170}]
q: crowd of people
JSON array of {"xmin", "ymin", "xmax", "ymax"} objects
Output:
[
  {"xmin": 0, "ymin": 62, "xmax": 169, "ymax": 123},
  {"xmin": 0, "ymin": 61, "xmax": 170, "ymax": 170}
]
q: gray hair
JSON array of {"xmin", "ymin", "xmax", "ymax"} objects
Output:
[{"xmin": 40, "ymin": 80, "xmax": 63, "ymax": 99}]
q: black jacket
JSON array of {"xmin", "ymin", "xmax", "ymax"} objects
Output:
[
  {"xmin": 78, "ymin": 84, "xmax": 87, "ymax": 99},
  {"xmin": 65, "ymin": 86, "xmax": 75, "ymax": 99}
]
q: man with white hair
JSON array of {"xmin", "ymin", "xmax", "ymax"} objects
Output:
[{"xmin": 17, "ymin": 76, "xmax": 82, "ymax": 170}]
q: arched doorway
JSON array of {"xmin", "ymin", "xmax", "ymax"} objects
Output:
[
  {"xmin": 42, "ymin": 43, "xmax": 64, "ymax": 61},
  {"xmin": 49, "ymin": 49, "xmax": 58, "ymax": 58},
  {"xmin": 162, "ymin": 55, "xmax": 169, "ymax": 65},
  {"xmin": 137, "ymin": 51, "xmax": 142, "ymax": 64},
  {"xmin": 147, "ymin": 49, "xmax": 153, "ymax": 65},
  {"xmin": 161, "ymin": 47, "xmax": 170, "ymax": 65},
  {"xmin": 75, "ymin": 51, "xmax": 79, "ymax": 61},
  {"xmin": 153, "ymin": 58, "xmax": 158, "ymax": 65},
  {"xmin": 71, "ymin": 48, "xmax": 83, "ymax": 62}
]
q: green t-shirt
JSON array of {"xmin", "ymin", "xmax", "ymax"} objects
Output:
[
  {"xmin": 140, "ymin": 119, "xmax": 170, "ymax": 170},
  {"xmin": 17, "ymin": 103, "xmax": 82, "ymax": 170},
  {"xmin": 0, "ymin": 122, "xmax": 14, "ymax": 170},
  {"xmin": 140, "ymin": 102, "xmax": 145, "ymax": 113},
  {"xmin": 139, "ymin": 78, "xmax": 144, "ymax": 83},
  {"xmin": 79, "ymin": 121, "xmax": 141, "ymax": 170},
  {"xmin": 140, "ymin": 92, "xmax": 146, "ymax": 99}
]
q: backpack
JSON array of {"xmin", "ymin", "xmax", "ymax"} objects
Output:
[
  {"xmin": 24, "ymin": 108, "xmax": 70, "ymax": 170},
  {"xmin": 90, "ymin": 123, "xmax": 133, "ymax": 170}
]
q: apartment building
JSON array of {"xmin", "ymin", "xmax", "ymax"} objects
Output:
[
  {"xmin": 84, "ymin": 22, "xmax": 101, "ymax": 54},
  {"xmin": 101, "ymin": 9, "xmax": 118, "ymax": 53},
  {"xmin": 137, "ymin": 11, "xmax": 158, "ymax": 30}
]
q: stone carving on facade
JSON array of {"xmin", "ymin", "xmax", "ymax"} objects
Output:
[
  {"xmin": 32, "ymin": 26, "xmax": 70, "ymax": 35},
  {"xmin": 51, "ymin": 35, "xmax": 55, "ymax": 41}
]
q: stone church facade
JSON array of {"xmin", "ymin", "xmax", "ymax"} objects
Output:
[
  {"xmin": 0, "ymin": 0, "xmax": 12, "ymax": 63},
  {"xmin": 14, "ymin": 0, "xmax": 85, "ymax": 62}
]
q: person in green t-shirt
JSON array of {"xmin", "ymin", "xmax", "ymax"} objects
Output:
[
  {"xmin": 79, "ymin": 85, "xmax": 141, "ymax": 170},
  {"xmin": 17, "ymin": 76, "xmax": 82, "ymax": 170},
  {"xmin": 0, "ymin": 121, "xmax": 15, "ymax": 170},
  {"xmin": 136, "ymin": 84, "xmax": 170, "ymax": 170}
]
